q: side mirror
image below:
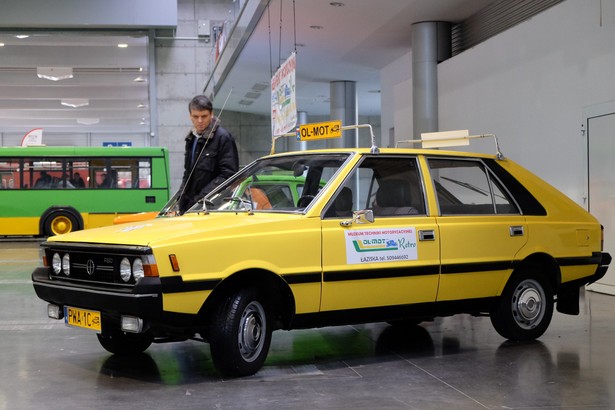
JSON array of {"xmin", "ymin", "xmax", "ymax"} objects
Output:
[
  {"xmin": 340, "ymin": 209, "xmax": 374, "ymax": 226},
  {"xmin": 354, "ymin": 209, "xmax": 374, "ymax": 224}
]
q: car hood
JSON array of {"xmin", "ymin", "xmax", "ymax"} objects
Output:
[{"xmin": 47, "ymin": 212, "xmax": 305, "ymax": 247}]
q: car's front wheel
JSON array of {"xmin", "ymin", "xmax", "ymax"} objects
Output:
[
  {"xmin": 490, "ymin": 268, "xmax": 554, "ymax": 341},
  {"xmin": 97, "ymin": 329, "xmax": 153, "ymax": 355},
  {"xmin": 209, "ymin": 288, "xmax": 272, "ymax": 377}
]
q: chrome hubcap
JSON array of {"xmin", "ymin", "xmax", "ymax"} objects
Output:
[
  {"xmin": 511, "ymin": 279, "xmax": 545, "ymax": 330},
  {"xmin": 238, "ymin": 301, "xmax": 266, "ymax": 362}
]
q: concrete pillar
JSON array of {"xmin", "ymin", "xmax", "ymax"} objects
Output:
[
  {"xmin": 330, "ymin": 80, "xmax": 357, "ymax": 148},
  {"xmin": 288, "ymin": 111, "xmax": 308, "ymax": 152},
  {"xmin": 411, "ymin": 22, "xmax": 451, "ymax": 138}
]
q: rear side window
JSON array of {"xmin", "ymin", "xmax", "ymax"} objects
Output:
[{"xmin": 428, "ymin": 158, "xmax": 520, "ymax": 215}]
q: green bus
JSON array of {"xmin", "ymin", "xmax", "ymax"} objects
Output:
[{"xmin": 0, "ymin": 146, "xmax": 170, "ymax": 236}]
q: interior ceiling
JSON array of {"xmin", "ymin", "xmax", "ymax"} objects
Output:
[
  {"xmin": 0, "ymin": 31, "xmax": 149, "ymax": 135},
  {"xmin": 214, "ymin": 0, "xmax": 496, "ymax": 118},
  {"xmin": 0, "ymin": 0, "xmax": 496, "ymax": 137}
]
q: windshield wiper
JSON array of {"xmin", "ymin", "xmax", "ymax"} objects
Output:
[
  {"xmin": 224, "ymin": 196, "xmax": 254, "ymax": 214},
  {"xmin": 440, "ymin": 176, "xmax": 489, "ymax": 196},
  {"xmin": 440, "ymin": 176, "xmax": 506, "ymax": 200}
]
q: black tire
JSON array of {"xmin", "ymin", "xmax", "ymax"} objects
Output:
[
  {"xmin": 209, "ymin": 288, "xmax": 272, "ymax": 377},
  {"xmin": 96, "ymin": 330, "xmax": 153, "ymax": 355},
  {"xmin": 490, "ymin": 268, "xmax": 554, "ymax": 341},
  {"xmin": 44, "ymin": 211, "xmax": 78, "ymax": 236}
]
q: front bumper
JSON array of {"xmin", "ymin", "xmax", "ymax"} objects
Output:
[{"xmin": 31, "ymin": 267, "xmax": 163, "ymax": 319}]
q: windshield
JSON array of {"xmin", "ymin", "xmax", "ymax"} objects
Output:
[{"xmin": 184, "ymin": 153, "xmax": 351, "ymax": 214}]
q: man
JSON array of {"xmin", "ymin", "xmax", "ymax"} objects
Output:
[{"xmin": 178, "ymin": 95, "xmax": 239, "ymax": 214}]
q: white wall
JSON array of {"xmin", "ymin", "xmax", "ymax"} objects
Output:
[{"xmin": 381, "ymin": 0, "xmax": 615, "ymax": 205}]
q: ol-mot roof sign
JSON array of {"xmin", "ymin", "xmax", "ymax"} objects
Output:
[{"xmin": 296, "ymin": 120, "xmax": 342, "ymax": 141}]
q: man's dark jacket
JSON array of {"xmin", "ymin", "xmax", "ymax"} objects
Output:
[{"xmin": 179, "ymin": 121, "xmax": 238, "ymax": 213}]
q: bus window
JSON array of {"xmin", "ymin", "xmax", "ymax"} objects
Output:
[
  {"xmin": 105, "ymin": 158, "xmax": 152, "ymax": 189},
  {"xmin": 139, "ymin": 160, "xmax": 151, "ymax": 188},
  {"xmin": 67, "ymin": 160, "xmax": 89, "ymax": 188},
  {"xmin": 0, "ymin": 160, "xmax": 20, "ymax": 189},
  {"xmin": 31, "ymin": 159, "xmax": 65, "ymax": 189}
]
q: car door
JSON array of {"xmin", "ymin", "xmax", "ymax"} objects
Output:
[
  {"xmin": 320, "ymin": 155, "xmax": 440, "ymax": 312},
  {"xmin": 427, "ymin": 157, "xmax": 528, "ymax": 302}
]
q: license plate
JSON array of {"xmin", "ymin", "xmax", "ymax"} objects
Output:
[{"xmin": 64, "ymin": 306, "xmax": 102, "ymax": 332}]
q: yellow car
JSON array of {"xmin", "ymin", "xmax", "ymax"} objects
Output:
[{"xmin": 32, "ymin": 130, "xmax": 611, "ymax": 377}]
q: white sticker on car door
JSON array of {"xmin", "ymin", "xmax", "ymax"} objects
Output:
[{"xmin": 345, "ymin": 228, "xmax": 417, "ymax": 264}]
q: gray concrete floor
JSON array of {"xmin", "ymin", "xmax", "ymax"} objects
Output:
[{"xmin": 2, "ymin": 239, "xmax": 615, "ymax": 409}]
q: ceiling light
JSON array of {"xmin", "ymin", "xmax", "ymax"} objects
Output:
[
  {"xmin": 61, "ymin": 99, "xmax": 89, "ymax": 108},
  {"xmin": 77, "ymin": 118, "xmax": 99, "ymax": 125},
  {"xmin": 118, "ymin": 43, "xmax": 128, "ymax": 48},
  {"xmin": 0, "ymin": 43, "xmax": 4, "ymax": 47},
  {"xmin": 133, "ymin": 76, "xmax": 146, "ymax": 82},
  {"xmin": 137, "ymin": 103, "xmax": 148, "ymax": 108},
  {"xmin": 15, "ymin": 34, "xmax": 29, "ymax": 39},
  {"xmin": 244, "ymin": 92, "xmax": 261, "ymax": 99},
  {"xmin": 251, "ymin": 83, "xmax": 269, "ymax": 92},
  {"xmin": 37, "ymin": 67, "xmax": 73, "ymax": 81}
]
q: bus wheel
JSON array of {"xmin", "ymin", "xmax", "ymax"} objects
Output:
[{"xmin": 44, "ymin": 212, "xmax": 78, "ymax": 236}]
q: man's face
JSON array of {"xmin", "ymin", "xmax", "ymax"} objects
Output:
[{"xmin": 190, "ymin": 109, "xmax": 212, "ymax": 134}]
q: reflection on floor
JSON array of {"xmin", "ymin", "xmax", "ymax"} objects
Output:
[{"xmin": 2, "ymin": 240, "xmax": 614, "ymax": 409}]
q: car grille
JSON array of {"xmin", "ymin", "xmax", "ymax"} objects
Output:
[{"xmin": 43, "ymin": 243, "xmax": 152, "ymax": 287}]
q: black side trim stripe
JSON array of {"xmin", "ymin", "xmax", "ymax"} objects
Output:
[
  {"xmin": 160, "ymin": 276, "xmax": 221, "ymax": 293},
  {"xmin": 324, "ymin": 265, "xmax": 439, "ymax": 282},
  {"xmin": 159, "ymin": 252, "xmax": 603, "ymax": 293},
  {"xmin": 281, "ymin": 273, "xmax": 321, "ymax": 284},
  {"xmin": 441, "ymin": 261, "xmax": 512, "ymax": 274}
]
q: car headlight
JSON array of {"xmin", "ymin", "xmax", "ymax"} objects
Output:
[
  {"xmin": 120, "ymin": 257, "xmax": 132, "ymax": 282},
  {"xmin": 52, "ymin": 253, "xmax": 62, "ymax": 274},
  {"xmin": 132, "ymin": 258, "xmax": 145, "ymax": 281},
  {"xmin": 62, "ymin": 253, "xmax": 70, "ymax": 276}
]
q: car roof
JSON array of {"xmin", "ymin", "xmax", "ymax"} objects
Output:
[
  {"xmin": 269, "ymin": 124, "xmax": 504, "ymax": 160},
  {"xmin": 264, "ymin": 147, "xmax": 499, "ymax": 161}
]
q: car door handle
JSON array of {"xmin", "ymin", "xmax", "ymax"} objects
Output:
[
  {"xmin": 509, "ymin": 226, "xmax": 525, "ymax": 237},
  {"xmin": 419, "ymin": 229, "xmax": 435, "ymax": 241}
]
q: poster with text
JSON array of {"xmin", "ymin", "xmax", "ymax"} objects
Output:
[{"xmin": 271, "ymin": 52, "xmax": 297, "ymax": 135}]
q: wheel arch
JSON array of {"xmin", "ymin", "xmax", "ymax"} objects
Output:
[
  {"xmin": 39, "ymin": 206, "xmax": 84, "ymax": 236},
  {"xmin": 198, "ymin": 268, "xmax": 296, "ymax": 334},
  {"xmin": 513, "ymin": 252, "xmax": 561, "ymax": 291}
]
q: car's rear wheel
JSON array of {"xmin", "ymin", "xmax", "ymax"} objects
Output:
[
  {"xmin": 209, "ymin": 288, "xmax": 272, "ymax": 377},
  {"xmin": 490, "ymin": 268, "xmax": 554, "ymax": 341},
  {"xmin": 97, "ymin": 330, "xmax": 153, "ymax": 355}
]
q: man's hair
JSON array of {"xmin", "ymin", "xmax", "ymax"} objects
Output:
[{"xmin": 188, "ymin": 95, "xmax": 213, "ymax": 113}]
